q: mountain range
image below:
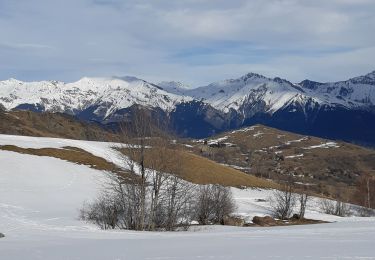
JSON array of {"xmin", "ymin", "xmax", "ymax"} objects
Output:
[{"xmin": 0, "ymin": 71, "xmax": 374, "ymax": 146}]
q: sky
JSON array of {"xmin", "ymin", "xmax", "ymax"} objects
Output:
[{"xmin": 0, "ymin": 0, "xmax": 374, "ymax": 86}]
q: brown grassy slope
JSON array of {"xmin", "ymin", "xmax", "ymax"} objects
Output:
[
  {"xmin": 175, "ymin": 151, "xmax": 276, "ymax": 188},
  {"xmin": 186, "ymin": 124, "xmax": 375, "ymax": 201},
  {"xmin": 0, "ymin": 110, "xmax": 116, "ymax": 141},
  {"xmin": 0, "ymin": 145, "xmax": 133, "ymax": 180},
  {"xmin": 121, "ymin": 147, "xmax": 277, "ymax": 188}
]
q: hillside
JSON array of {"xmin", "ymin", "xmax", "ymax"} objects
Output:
[
  {"xmin": 0, "ymin": 108, "xmax": 373, "ymax": 206},
  {"xmin": 185, "ymin": 125, "xmax": 375, "ymax": 205},
  {"xmin": 0, "ymin": 109, "xmax": 116, "ymax": 141},
  {"xmin": 0, "ymin": 109, "xmax": 373, "ymax": 205},
  {"xmin": 0, "ymin": 133, "xmax": 275, "ymax": 189},
  {"xmin": 0, "ymin": 134, "xmax": 374, "ymax": 259},
  {"xmin": 121, "ymin": 146, "xmax": 275, "ymax": 188}
]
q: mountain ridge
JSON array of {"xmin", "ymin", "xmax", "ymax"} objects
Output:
[{"xmin": 0, "ymin": 71, "xmax": 374, "ymax": 146}]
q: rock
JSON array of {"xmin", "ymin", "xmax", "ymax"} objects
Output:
[
  {"xmin": 252, "ymin": 216, "xmax": 277, "ymax": 226},
  {"xmin": 223, "ymin": 216, "xmax": 245, "ymax": 227},
  {"xmin": 0, "ymin": 233, "xmax": 5, "ymax": 238},
  {"xmin": 292, "ymin": 214, "xmax": 301, "ymax": 220}
]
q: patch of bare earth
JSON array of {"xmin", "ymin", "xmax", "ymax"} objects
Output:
[{"xmin": 249, "ymin": 215, "xmax": 328, "ymax": 227}]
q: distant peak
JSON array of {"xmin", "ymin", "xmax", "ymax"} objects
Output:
[
  {"xmin": 241, "ymin": 72, "xmax": 267, "ymax": 81},
  {"xmin": 112, "ymin": 76, "xmax": 143, "ymax": 82},
  {"xmin": 5, "ymin": 78, "xmax": 23, "ymax": 83},
  {"xmin": 365, "ymin": 70, "xmax": 375, "ymax": 78},
  {"xmin": 346, "ymin": 70, "xmax": 375, "ymax": 85},
  {"xmin": 299, "ymin": 79, "xmax": 323, "ymax": 84},
  {"xmin": 158, "ymin": 81, "xmax": 191, "ymax": 89},
  {"xmin": 299, "ymin": 79, "xmax": 324, "ymax": 90},
  {"xmin": 273, "ymin": 77, "xmax": 292, "ymax": 84},
  {"xmin": 76, "ymin": 76, "xmax": 103, "ymax": 82}
]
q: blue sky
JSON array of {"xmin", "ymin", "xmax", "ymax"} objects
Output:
[{"xmin": 0, "ymin": 0, "xmax": 374, "ymax": 86}]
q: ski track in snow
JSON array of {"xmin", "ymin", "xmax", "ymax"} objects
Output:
[{"xmin": 0, "ymin": 134, "xmax": 374, "ymax": 259}]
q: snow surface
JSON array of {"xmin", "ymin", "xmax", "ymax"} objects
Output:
[
  {"xmin": 304, "ymin": 142, "xmax": 340, "ymax": 149},
  {"xmin": 285, "ymin": 153, "xmax": 304, "ymax": 159},
  {"xmin": 0, "ymin": 134, "xmax": 374, "ymax": 259},
  {"xmin": 207, "ymin": 136, "xmax": 228, "ymax": 145}
]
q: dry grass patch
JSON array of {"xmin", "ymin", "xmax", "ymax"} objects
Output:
[
  {"xmin": 121, "ymin": 147, "xmax": 277, "ymax": 189},
  {"xmin": 0, "ymin": 110, "xmax": 117, "ymax": 141},
  {"xmin": 175, "ymin": 151, "xmax": 276, "ymax": 188},
  {"xmin": 0, "ymin": 145, "xmax": 133, "ymax": 180}
]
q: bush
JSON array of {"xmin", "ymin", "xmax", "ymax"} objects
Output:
[
  {"xmin": 270, "ymin": 187, "xmax": 296, "ymax": 220},
  {"xmin": 79, "ymin": 193, "xmax": 121, "ymax": 230},
  {"xmin": 194, "ymin": 184, "xmax": 235, "ymax": 225},
  {"xmin": 320, "ymin": 199, "xmax": 351, "ymax": 217}
]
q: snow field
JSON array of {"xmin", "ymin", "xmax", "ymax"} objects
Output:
[{"xmin": 0, "ymin": 134, "xmax": 374, "ymax": 259}]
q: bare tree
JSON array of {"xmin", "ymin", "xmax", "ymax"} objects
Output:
[
  {"xmin": 270, "ymin": 177, "xmax": 296, "ymax": 220},
  {"xmin": 298, "ymin": 193, "xmax": 309, "ymax": 219},
  {"xmin": 366, "ymin": 177, "xmax": 371, "ymax": 209},
  {"xmin": 195, "ymin": 185, "xmax": 213, "ymax": 225},
  {"xmin": 147, "ymin": 137, "xmax": 181, "ymax": 230},
  {"xmin": 297, "ymin": 185, "xmax": 310, "ymax": 219},
  {"xmin": 320, "ymin": 198, "xmax": 351, "ymax": 217},
  {"xmin": 320, "ymin": 199, "xmax": 336, "ymax": 215},
  {"xmin": 211, "ymin": 185, "xmax": 236, "ymax": 224},
  {"xmin": 118, "ymin": 108, "xmax": 155, "ymax": 230},
  {"xmin": 353, "ymin": 174, "xmax": 374, "ymax": 210},
  {"xmin": 163, "ymin": 175, "xmax": 195, "ymax": 231},
  {"xmin": 334, "ymin": 201, "xmax": 351, "ymax": 217}
]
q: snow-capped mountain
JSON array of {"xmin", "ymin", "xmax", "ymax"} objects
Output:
[
  {"xmin": 298, "ymin": 71, "xmax": 375, "ymax": 109},
  {"xmin": 0, "ymin": 71, "xmax": 374, "ymax": 145},
  {"xmin": 157, "ymin": 81, "xmax": 191, "ymax": 96},
  {"xmin": 186, "ymin": 71, "xmax": 375, "ymax": 114},
  {"xmin": 177, "ymin": 71, "xmax": 375, "ymax": 144},
  {"xmin": 184, "ymin": 73, "xmax": 309, "ymax": 115},
  {"xmin": 0, "ymin": 76, "xmax": 191, "ymax": 121}
]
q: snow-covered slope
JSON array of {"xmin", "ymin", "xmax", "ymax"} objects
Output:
[
  {"xmin": 0, "ymin": 76, "xmax": 191, "ymax": 119},
  {"xmin": 185, "ymin": 73, "xmax": 300, "ymax": 113},
  {"xmin": 158, "ymin": 81, "xmax": 192, "ymax": 96},
  {"xmin": 0, "ymin": 134, "xmax": 374, "ymax": 259},
  {"xmin": 299, "ymin": 71, "xmax": 375, "ymax": 108},
  {"xmin": 186, "ymin": 72, "xmax": 375, "ymax": 114}
]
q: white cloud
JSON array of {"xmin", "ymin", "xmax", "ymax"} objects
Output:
[{"xmin": 0, "ymin": 0, "xmax": 374, "ymax": 85}]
